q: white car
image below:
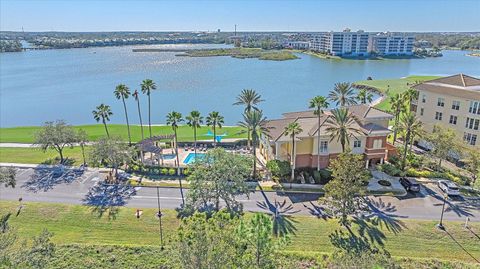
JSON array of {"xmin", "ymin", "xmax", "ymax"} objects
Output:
[{"xmin": 437, "ymin": 180, "xmax": 460, "ymax": 196}]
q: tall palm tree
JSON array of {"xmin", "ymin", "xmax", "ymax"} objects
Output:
[
  {"xmin": 132, "ymin": 90, "xmax": 144, "ymax": 140},
  {"xmin": 186, "ymin": 110, "xmax": 203, "ymax": 155},
  {"xmin": 398, "ymin": 112, "xmax": 422, "ymax": 171},
  {"xmin": 403, "ymin": 88, "xmax": 418, "ymax": 111},
  {"xmin": 325, "ymin": 108, "xmax": 362, "ymax": 153},
  {"xmin": 309, "ymin": 96, "xmax": 330, "ymax": 171},
  {"xmin": 92, "ymin": 104, "xmax": 113, "ymax": 137},
  {"xmin": 141, "ymin": 79, "xmax": 157, "ymax": 138},
  {"xmin": 390, "ymin": 93, "xmax": 406, "ymax": 145},
  {"xmin": 114, "ymin": 84, "xmax": 132, "ymax": 145},
  {"xmin": 356, "ymin": 88, "xmax": 374, "ymax": 104},
  {"xmin": 284, "ymin": 122, "xmax": 303, "ymax": 181},
  {"xmin": 238, "ymin": 110, "xmax": 269, "ymax": 179},
  {"xmin": 328, "ymin": 82, "xmax": 357, "ymax": 106},
  {"xmin": 206, "ymin": 111, "xmax": 224, "ymax": 146},
  {"xmin": 233, "ymin": 89, "xmax": 264, "ymax": 148},
  {"xmin": 166, "ymin": 111, "xmax": 185, "ymax": 205}
]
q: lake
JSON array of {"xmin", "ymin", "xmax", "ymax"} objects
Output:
[{"xmin": 0, "ymin": 45, "xmax": 479, "ymax": 127}]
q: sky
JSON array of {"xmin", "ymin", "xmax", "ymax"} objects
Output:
[{"xmin": 1, "ymin": 0, "xmax": 479, "ymax": 32}]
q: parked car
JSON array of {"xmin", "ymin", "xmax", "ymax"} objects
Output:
[
  {"xmin": 438, "ymin": 180, "xmax": 460, "ymax": 196},
  {"xmin": 399, "ymin": 177, "xmax": 420, "ymax": 192}
]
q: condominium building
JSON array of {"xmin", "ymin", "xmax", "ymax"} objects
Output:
[
  {"xmin": 310, "ymin": 29, "xmax": 369, "ymax": 56},
  {"xmin": 283, "ymin": 41, "xmax": 310, "ymax": 50},
  {"xmin": 369, "ymin": 32, "xmax": 414, "ymax": 55},
  {"xmin": 259, "ymin": 105, "xmax": 396, "ymax": 169},
  {"xmin": 413, "ymin": 74, "xmax": 480, "ymax": 149}
]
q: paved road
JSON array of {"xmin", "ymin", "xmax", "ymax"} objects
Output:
[{"xmin": 1, "ymin": 168, "xmax": 479, "ymax": 222}]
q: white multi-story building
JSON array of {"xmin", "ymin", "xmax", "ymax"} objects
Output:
[
  {"xmin": 310, "ymin": 29, "xmax": 369, "ymax": 56},
  {"xmin": 283, "ymin": 41, "xmax": 310, "ymax": 50},
  {"xmin": 369, "ymin": 32, "xmax": 414, "ymax": 55}
]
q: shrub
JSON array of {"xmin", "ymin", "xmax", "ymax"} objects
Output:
[
  {"xmin": 168, "ymin": 168, "xmax": 176, "ymax": 176},
  {"xmin": 378, "ymin": 163, "xmax": 401, "ymax": 177},
  {"xmin": 406, "ymin": 168, "xmax": 470, "ymax": 185},
  {"xmin": 313, "ymin": 169, "xmax": 333, "ymax": 184},
  {"xmin": 183, "ymin": 168, "xmax": 190, "ymax": 176},
  {"xmin": 161, "ymin": 168, "xmax": 168, "ymax": 175},
  {"xmin": 266, "ymin": 160, "xmax": 290, "ymax": 178}
]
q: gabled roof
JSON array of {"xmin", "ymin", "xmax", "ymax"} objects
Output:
[
  {"xmin": 425, "ymin": 74, "xmax": 480, "ymax": 87},
  {"xmin": 414, "ymin": 74, "xmax": 480, "ymax": 100}
]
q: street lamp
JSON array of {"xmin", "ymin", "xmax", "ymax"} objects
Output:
[
  {"xmin": 436, "ymin": 194, "xmax": 448, "ymax": 230},
  {"xmin": 156, "ymin": 187, "xmax": 164, "ymax": 250}
]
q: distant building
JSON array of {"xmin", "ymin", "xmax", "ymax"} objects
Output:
[
  {"xmin": 310, "ymin": 29, "xmax": 369, "ymax": 56},
  {"xmin": 283, "ymin": 41, "xmax": 310, "ymax": 50},
  {"xmin": 413, "ymin": 74, "xmax": 480, "ymax": 149},
  {"xmin": 369, "ymin": 32, "xmax": 414, "ymax": 55}
]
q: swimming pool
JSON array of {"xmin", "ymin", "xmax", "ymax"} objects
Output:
[{"xmin": 183, "ymin": 153, "xmax": 206, "ymax": 164}]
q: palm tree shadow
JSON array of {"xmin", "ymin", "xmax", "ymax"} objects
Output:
[
  {"xmin": 22, "ymin": 166, "xmax": 85, "ymax": 193},
  {"xmin": 303, "ymin": 201, "xmax": 331, "ymax": 220},
  {"xmin": 362, "ymin": 197, "xmax": 407, "ymax": 235},
  {"xmin": 351, "ymin": 217, "xmax": 387, "ymax": 247},
  {"xmin": 329, "ymin": 228, "xmax": 377, "ymax": 256},
  {"xmin": 83, "ymin": 183, "xmax": 136, "ymax": 219},
  {"xmin": 444, "ymin": 229, "xmax": 480, "ymax": 263}
]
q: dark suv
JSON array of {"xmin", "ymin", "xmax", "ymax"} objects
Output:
[{"xmin": 399, "ymin": 177, "xmax": 420, "ymax": 192}]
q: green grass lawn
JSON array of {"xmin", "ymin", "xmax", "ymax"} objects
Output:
[
  {"xmin": 0, "ymin": 147, "xmax": 85, "ymax": 165},
  {"xmin": 1, "ymin": 201, "xmax": 479, "ymax": 264},
  {"xmin": 354, "ymin": 75, "xmax": 441, "ymax": 111},
  {"xmin": 0, "ymin": 124, "xmax": 246, "ymax": 144}
]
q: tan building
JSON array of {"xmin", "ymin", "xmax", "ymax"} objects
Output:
[
  {"xmin": 259, "ymin": 104, "xmax": 396, "ymax": 169},
  {"xmin": 413, "ymin": 74, "xmax": 480, "ymax": 150}
]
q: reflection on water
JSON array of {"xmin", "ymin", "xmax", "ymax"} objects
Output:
[{"xmin": 0, "ymin": 45, "xmax": 478, "ymax": 127}]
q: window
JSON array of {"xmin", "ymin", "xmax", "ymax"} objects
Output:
[
  {"xmin": 354, "ymin": 140, "xmax": 361, "ymax": 148},
  {"xmin": 319, "ymin": 141, "xmax": 328, "ymax": 153},
  {"xmin": 470, "ymin": 101, "xmax": 480, "ymax": 115},
  {"xmin": 435, "ymin": 112, "xmax": 443, "ymax": 121},
  {"xmin": 464, "ymin": 133, "xmax": 478, "ymax": 146},
  {"xmin": 465, "ymin": 118, "xmax": 480, "ymax": 130},
  {"xmin": 420, "ymin": 108, "xmax": 424, "ymax": 116},
  {"xmin": 421, "ymin": 94, "xmax": 426, "ymax": 103},
  {"xmin": 452, "ymin": 101, "xmax": 460, "ymax": 110},
  {"xmin": 437, "ymin": 98, "xmax": 445, "ymax": 107},
  {"xmin": 373, "ymin": 139, "xmax": 383, "ymax": 149},
  {"xmin": 449, "ymin": 115, "xmax": 457, "ymax": 125}
]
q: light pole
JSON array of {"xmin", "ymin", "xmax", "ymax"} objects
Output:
[
  {"xmin": 436, "ymin": 194, "xmax": 447, "ymax": 230},
  {"xmin": 156, "ymin": 187, "xmax": 164, "ymax": 250}
]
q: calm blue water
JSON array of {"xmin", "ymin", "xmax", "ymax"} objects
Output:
[
  {"xmin": 183, "ymin": 153, "xmax": 206, "ymax": 164},
  {"xmin": 1, "ymin": 45, "xmax": 479, "ymax": 127}
]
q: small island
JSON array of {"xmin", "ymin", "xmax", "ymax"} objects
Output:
[{"xmin": 177, "ymin": 48, "xmax": 299, "ymax": 61}]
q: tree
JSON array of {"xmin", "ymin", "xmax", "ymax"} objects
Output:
[
  {"xmin": 92, "ymin": 104, "xmax": 113, "ymax": 138},
  {"xmin": 0, "ymin": 213, "xmax": 17, "ymax": 267},
  {"xmin": 238, "ymin": 110, "xmax": 269, "ymax": 179},
  {"xmin": 206, "ymin": 111, "xmax": 224, "ymax": 145},
  {"xmin": 236, "ymin": 213, "xmax": 287, "ymax": 269},
  {"xmin": 403, "ymin": 88, "xmax": 418, "ymax": 111},
  {"xmin": 22, "ymin": 229, "xmax": 55, "ymax": 269},
  {"xmin": 132, "ymin": 90, "xmax": 145, "ymax": 140},
  {"xmin": 463, "ymin": 148, "xmax": 480, "ymax": 185},
  {"xmin": 140, "ymin": 79, "xmax": 157, "ymax": 138},
  {"xmin": 322, "ymin": 152, "xmax": 369, "ymax": 226},
  {"xmin": 89, "ymin": 136, "xmax": 135, "ymax": 181},
  {"xmin": 114, "ymin": 84, "xmax": 132, "ymax": 145},
  {"xmin": 356, "ymin": 88, "xmax": 374, "ymax": 104},
  {"xmin": 186, "ymin": 148, "xmax": 251, "ymax": 213},
  {"xmin": 0, "ymin": 167, "xmax": 16, "ymax": 188},
  {"xmin": 399, "ymin": 112, "xmax": 423, "ymax": 171},
  {"xmin": 389, "ymin": 93, "xmax": 406, "ymax": 145},
  {"xmin": 426, "ymin": 125, "xmax": 460, "ymax": 170},
  {"xmin": 166, "ymin": 111, "xmax": 185, "ymax": 204},
  {"xmin": 284, "ymin": 122, "xmax": 303, "ymax": 181},
  {"xmin": 309, "ymin": 96, "xmax": 330, "ymax": 171},
  {"xmin": 76, "ymin": 129, "xmax": 89, "ymax": 166},
  {"xmin": 328, "ymin": 82, "xmax": 357, "ymax": 106},
  {"xmin": 34, "ymin": 120, "xmax": 77, "ymax": 164},
  {"xmin": 325, "ymin": 108, "xmax": 362, "ymax": 153},
  {"xmin": 233, "ymin": 89, "xmax": 264, "ymax": 148},
  {"xmin": 186, "ymin": 110, "xmax": 203, "ymax": 155}
]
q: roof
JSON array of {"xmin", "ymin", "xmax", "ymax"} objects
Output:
[{"xmin": 414, "ymin": 74, "xmax": 480, "ymax": 100}]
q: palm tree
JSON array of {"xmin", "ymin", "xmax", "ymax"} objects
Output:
[
  {"xmin": 92, "ymin": 104, "xmax": 113, "ymax": 137},
  {"xmin": 114, "ymin": 84, "xmax": 132, "ymax": 145},
  {"xmin": 309, "ymin": 96, "xmax": 329, "ymax": 171},
  {"xmin": 132, "ymin": 90, "xmax": 144, "ymax": 140},
  {"xmin": 233, "ymin": 89, "xmax": 264, "ymax": 148},
  {"xmin": 141, "ymin": 79, "xmax": 157, "ymax": 138},
  {"xmin": 284, "ymin": 122, "xmax": 303, "ymax": 181},
  {"xmin": 206, "ymin": 111, "xmax": 224, "ymax": 146},
  {"xmin": 403, "ymin": 88, "xmax": 418, "ymax": 111},
  {"xmin": 398, "ymin": 112, "xmax": 422, "ymax": 171},
  {"xmin": 76, "ymin": 129, "xmax": 89, "ymax": 166},
  {"xmin": 325, "ymin": 108, "xmax": 362, "ymax": 153},
  {"xmin": 328, "ymin": 82, "xmax": 357, "ymax": 106},
  {"xmin": 390, "ymin": 93, "xmax": 406, "ymax": 145},
  {"xmin": 166, "ymin": 111, "xmax": 185, "ymax": 205},
  {"xmin": 356, "ymin": 88, "xmax": 374, "ymax": 104},
  {"xmin": 186, "ymin": 110, "xmax": 203, "ymax": 155},
  {"xmin": 238, "ymin": 110, "xmax": 269, "ymax": 179}
]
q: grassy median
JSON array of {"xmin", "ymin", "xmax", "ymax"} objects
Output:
[
  {"xmin": 1, "ymin": 201, "xmax": 479, "ymax": 264},
  {"xmin": 0, "ymin": 147, "xmax": 85, "ymax": 165}
]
